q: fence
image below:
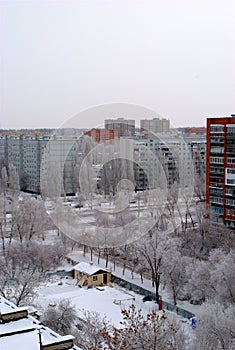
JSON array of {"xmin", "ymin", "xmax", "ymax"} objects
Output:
[
  {"xmin": 45, "ymin": 270, "xmax": 74, "ymax": 278},
  {"xmin": 111, "ymin": 275, "xmax": 195, "ymax": 320}
]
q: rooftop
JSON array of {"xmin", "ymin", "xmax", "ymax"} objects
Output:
[
  {"xmin": 73, "ymin": 261, "xmax": 109, "ymax": 276},
  {"xmin": 0, "ymin": 296, "xmax": 78, "ymax": 350}
]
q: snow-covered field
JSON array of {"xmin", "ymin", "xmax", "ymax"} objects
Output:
[
  {"xmin": 35, "ymin": 276, "xmax": 193, "ymax": 343},
  {"xmin": 36, "ymin": 277, "xmax": 159, "ymax": 328}
]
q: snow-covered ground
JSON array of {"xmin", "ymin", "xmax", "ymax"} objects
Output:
[
  {"xmin": 57, "ymin": 249, "xmax": 199, "ymax": 316},
  {"xmin": 35, "ymin": 276, "xmax": 193, "ymax": 341},
  {"xmin": 36, "ymin": 277, "xmax": 158, "ymax": 328}
]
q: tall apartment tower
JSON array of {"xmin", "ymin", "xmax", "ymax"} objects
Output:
[
  {"xmin": 0, "ymin": 135, "xmax": 76, "ymax": 195},
  {"xmin": 206, "ymin": 116, "xmax": 235, "ymax": 228},
  {"xmin": 105, "ymin": 118, "xmax": 135, "ymax": 136}
]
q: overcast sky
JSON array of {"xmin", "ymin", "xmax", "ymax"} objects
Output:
[{"xmin": 1, "ymin": 0, "xmax": 235, "ymax": 129}]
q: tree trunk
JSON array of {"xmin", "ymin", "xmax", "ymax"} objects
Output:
[
  {"xmin": 173, "ymin": 286, "xmax": 177, "ymax": 306},
  {"xmin": 105, "ymin": 252, "xmax": 109, "ymax": 268},
  {"xmin": 0, "ymin": 225, "xmax": 5, "ymax": 255},
  {"xmin": 122, "ymin": 261, "xmax": 126, "ymax": 276},
  {"xmin": 155, "ymin": 278, "xmax": 159, "ymax": 302}
]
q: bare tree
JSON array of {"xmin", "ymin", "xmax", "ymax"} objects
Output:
[
  {"xmin": 0, "ymin": 241, "xmax": 66, "ymax": 306},
  {"xmin": 10, "ymin": 195, "xmax": 51, "ymax": 243},
  {"xmin": 74, "ymin": 310, "xmax": 112, "ymax": 350},
  {"xmin": 41, "ymin": 298, "xmax": 78, "ymax": 335},
  {"xmin": 136, "ymin": 229, "xmax": 173, "ymax": 302},
  {"xmin": 0, "ymin": 165, "xmax": 20, "ymax": 251},
  {"xmin": 95, "ymin": 304, "xmax": 186, "ymax": 350},
  {"xmin": 0, "ymin": 249, "xmax": 40, "ymax": 306},
  {"xmin": 73, "ymin": 135, "xmax": 96, "ymax": 195}
]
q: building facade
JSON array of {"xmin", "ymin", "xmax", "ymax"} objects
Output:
[
  {"xmin": 84, "ymin": 128, "xmax": 119, "ymax": 144},
  {"xmin": 133, "ymin": 133, "xmax": 205, "ymax": 194},
  {"xmin": 140, "ymin": 118, "xmax": 170, "ymax": 134},
  {"xmin": 105, "ymin": 118, "xmax": 135, "ymax": 136},
  {"xmin": 133, "ymin": 137, "xmax": 179, "ymax": 191},
  {"xmin": 0, "ymin": 135, "xmax": 76, "ymax": 195},
  {"xmin": 206, "ymin": 116, "xmax": 235, "ymax": 228}
]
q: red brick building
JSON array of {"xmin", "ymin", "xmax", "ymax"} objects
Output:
[
  {"xmin": 84, "ymin": 128, "xmax": 118, "ymax": 144},
  {"xmin": 206, "ymin": 116, "xmax": 235, "ymax": 228}
]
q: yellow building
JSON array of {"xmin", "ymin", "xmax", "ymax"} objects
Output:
[{"xmin": 74, "ymin": 261, "xmax": 111, "ymax": 287}]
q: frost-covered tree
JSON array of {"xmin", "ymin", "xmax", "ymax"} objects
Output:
[
  {"xmin": 0, "ymin": 241, "xmax": 66, "ymax": 306},
  {"xmin": 41, "ymin": 298, "xmax": 78, "ymax": 335},
  {"xmin": 75, "ymin": 310, "xmax": 112, "ymax": 350},
  {"xmin": 73, "ymin": 135, "xmax": 96, "ymax": 195},
  {"xmin": 191, "ymin": 302, "xmax": 235, "ymax": 350},
  {"xmin": 8, "ymin": 163, "xmax": 20, "ymax": 192},
  {"xmin": 209, "ymin": 249, "xmax": 235, "ymax": 305},
  {"xmin": 183, "ymin": 259, "xmax": 213, "ymax": 304},
  {"xmin": 137, "ymin": 230, "xmax": 174, "ymax": 302},
  {"xmin": 161, "ymin": 248, "xmax": 191, "ymax": 305},
  {"xmin": 0, "ymin": 165, "xmax": 20, "ymax": 251},
  {"xmin": 0, "ymin": 246, "xmax": 40, "ymax": 306},
  {"xmin": 10, "ymin": 194, "xmax": 51, "ymax": 243}
]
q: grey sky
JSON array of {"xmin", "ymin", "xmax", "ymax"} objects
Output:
[{"xmin": 1, "ymin": 0, "xmax": 234, "ymax": 129}]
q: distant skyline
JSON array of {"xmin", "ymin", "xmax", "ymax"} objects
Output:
[{"xmin": 1, "ymin": 0, "xmax": 235, "ymax": 129}]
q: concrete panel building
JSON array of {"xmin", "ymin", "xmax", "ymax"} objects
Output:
[
  {"xmin": 0, "ymin": 135, "xmax": 76, "ymax": 195},
  {"xmin": 140, "ymin": 118, "xmax": 170, "ymax": 134},
  {"xmin": 105, "ymin": 118, "xmax": 135, "ymax": 136}
]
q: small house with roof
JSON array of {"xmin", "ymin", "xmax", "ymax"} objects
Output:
[{"xmin": 73, "ymin": 261, "xmax": 111, "ymax": 287}]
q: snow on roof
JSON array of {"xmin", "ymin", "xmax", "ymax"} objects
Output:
[
  {"xmin": 0, "ymin": 297, "xmax": 17, "ymax": 313},
  {"xmin": 0, "ymin": 328, "xmax": 76, "ymax": 350},
  {"xmin": 73, "ymin": 261, "xmax": 109, "ymax": 276}
]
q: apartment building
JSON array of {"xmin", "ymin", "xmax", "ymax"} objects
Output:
[
  {"xmin": 206, "ymin": 116, "xmax": 235, "ymax": 228},
  {"xmin": 133, "ymin": 137, "xmax": 179, "ymax": 191},
  {"xmin": 0, "ymin": 135, "xmax": 76, "ymax": 195},
  {"xmin": 133, "ymin": 133, "xmax": 205, "ymax": 193},
  {"xmin": 84, "ymin": 128, "xmax": 119, "ymax": 144},
  {"xmin": 105, "ymin": 118, "xmax": 135, "ymax": 136},
  {"xmin": 140, "ymin": 118, "xmax": 170, "ymax": 134}
]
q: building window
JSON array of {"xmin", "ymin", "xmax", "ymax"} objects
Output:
[
  {"xmin": 210, "ymin": 196, "xmax": 223, "ymax": 204},
  {"xmin": 227, "ymin": 179, "xmax": 235, "ymax": 185},
  {"xmin": 92, "ymin": 275, "xmax": 97, "ymax": 281},
  {"xmin": 210, "ymin": 125, "xmax": 224, "ymax": 133},
  {"xmin": 210, "ymin": 157, "xmax": 224, "ymax": 164}
]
